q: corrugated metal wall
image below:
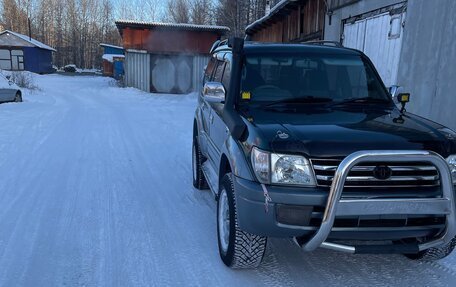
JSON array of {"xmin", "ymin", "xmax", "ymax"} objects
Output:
[
  {"xmin": 397, "ymin": 0, "xmax": 456, "ymax": 131},
  {"xmin": 193, "ymin": 55, "xmax": 209, "ymax": 93},
  {"xmin": 125, "ymin": 50, "xmax": 150, "ymax": 92},
  {"xmin": 125, "ymin": 51, "xmax": 208, "ymax": 94}
]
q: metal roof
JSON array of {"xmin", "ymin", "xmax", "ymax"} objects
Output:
[
  {"xmin": 115, "ymin": 20, "xmax": 230, "ymax": 33},
  {"xmin": 246, "ymin": 0, "xmax": 302, "ymax": 35},
  {"xmin": 100, "ymin": 43, "xmax": 124, "ymax": 50},
  {"xmin": 0, "ymin": 30, "xmax": 56, "ymax": 52}
]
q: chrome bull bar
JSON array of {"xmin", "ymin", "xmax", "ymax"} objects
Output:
[{"xmin": 302, "ymin": 150, "xmax": 456, "ymax": 253}]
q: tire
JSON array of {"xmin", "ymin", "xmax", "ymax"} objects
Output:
[
  {"xmin": 217, "ymin": 173, "xmax": 267, "ymax": 269},
  {"xmin": 14, "ymin": 92, "xmax": 22, "ymax": 103},
  {"xmin": 192, "ymin": 136, "xmax": 208, "ymax": 190},
  {"xmin": 405, "ymin": 237, "xmax": 456, "ymax": 261}
]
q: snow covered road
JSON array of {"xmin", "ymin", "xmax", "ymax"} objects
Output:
[{"xmin": 0, "ymin": 74, "xmax": 455, "ymax": 286}]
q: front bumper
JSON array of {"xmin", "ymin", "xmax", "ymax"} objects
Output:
[{"xmin": 234, "ymin": 150, "xmax": 456, "ymax": 253}]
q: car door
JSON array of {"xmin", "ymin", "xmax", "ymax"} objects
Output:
[
  {"xmin": 206, "ymin": 57, "xmax": 226, "ymax": 168},
  {"xmin": 210, "ymin": 53, "xmax": 232, "ymax": 155},
  {"xmin": 0, "ymin": 89, "xmax": 12, "ymax": 102},
  {"xmin": 0, "ymin": 75, "xmax": 16, "ymax": 102}
]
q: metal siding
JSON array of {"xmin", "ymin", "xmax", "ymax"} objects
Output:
[
  {"xmin": 397, "ymin": 0, "xmax": 456, "ymax": 131},
  {"xmin": 22, "ymin": 47, "xmax": 53, "ymax": 74},
  {"xmin": 125, "ymin": 51, "xmax": 150, "ymax": 92},
  {"xmin": 193, "ymin": 55, "xmax": 209, "ymax": 93},
  {"xmin": 343, "ymin": 12, "xmax": 404, "ymax": 87}
]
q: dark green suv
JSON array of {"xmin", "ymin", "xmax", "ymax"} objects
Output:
[{"xmin": 192, "ymin": 38, "xmax": 456, "ymax": 269}]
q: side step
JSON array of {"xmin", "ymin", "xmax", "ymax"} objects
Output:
[{"xmin": 202, "ymin": 161, "xmax": 219, "ymax": 198}]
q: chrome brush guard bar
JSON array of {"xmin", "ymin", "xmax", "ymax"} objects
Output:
[{"xmin": 302, "ymin": 150, "xmax": 456, "ymax": 253}]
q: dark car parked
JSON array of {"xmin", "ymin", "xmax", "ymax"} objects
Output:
[{"xmin": 192, "ymin": 39, "xmax": 456, "ymax": 269}]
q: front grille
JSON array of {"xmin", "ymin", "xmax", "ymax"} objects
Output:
[{"xmin": 311, "ymin": 159, "xmax": 440, "ymax": 188}]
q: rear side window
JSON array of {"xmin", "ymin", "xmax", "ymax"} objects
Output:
[
  {"xmin": 204, "ymin": 57, "xmax": 216, "ymax": 83},
  {"xmin": 213, "ymin": 61, "xmax": 225, "ymax": 83}
]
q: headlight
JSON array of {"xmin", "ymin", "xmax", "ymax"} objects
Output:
[
  {"xmin": 447, "ymin": 155, "xmax": 456, "ymax": 184},
  {"xmin": 251, "ymin": 147, "xmax": 316, "ymax": 186}
]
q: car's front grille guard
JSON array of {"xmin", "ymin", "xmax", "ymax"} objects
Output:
[{"xmin": 302, "ymin": 150, "xmax": 456, "ymax": 253}]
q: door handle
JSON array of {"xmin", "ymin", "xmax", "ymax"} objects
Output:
[{"xmin": 210, "ymin": 114, "xmax": 214, "ymax": 124}]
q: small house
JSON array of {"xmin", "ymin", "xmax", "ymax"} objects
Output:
[
  {"xmin": 0, "ymin": 30, "xmax": 56, "ymax": 74},
  {"xmin": 100, "ymin": 43, "xmax": 125, "ymax": 78}
]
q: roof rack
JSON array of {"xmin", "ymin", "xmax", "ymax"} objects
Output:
[
  {"xmin": 304, "ymin": 41, "xmax": 343, "ymax": 48},
  {"xmin": 209, "ymin": 39, "xmax": 229, "ymax": 53}
]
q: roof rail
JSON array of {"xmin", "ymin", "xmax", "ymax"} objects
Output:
[
  {"xmin": 305, "ymin": 41, "xmax": 343, "ymax": 48},
  {"xmin": 209, "ymin": 39, "xmax": 229, "ymax": 54}
]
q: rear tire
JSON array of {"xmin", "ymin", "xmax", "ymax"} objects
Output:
[
  {"xmin": 217, "ymin": 173, "xmax": 267, "ymax": 269},
  {"xmin": 192, "ymin": 136, "xmax": 208, "ymax": 190},
  {"xmin": 405, "ymin": 237, "xmax": 456, "ymax": 261},
  {"xmin": 14, "ymin": 92, "xmax": 22, "ymax": 102}
]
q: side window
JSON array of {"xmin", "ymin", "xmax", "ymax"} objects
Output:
[
  {"xmin": 213, "ymin": 61, "xmax": 225, "ymax": 83},
  {"xmin": 204, "ymin": 57, "xmax": 216, "ymax": 83},
  {"xmin": 222, "ymin": 61, "xmax": 231, "ymax": 94}
]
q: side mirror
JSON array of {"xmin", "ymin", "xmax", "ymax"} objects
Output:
[
  {"xmin": 203, "ymin": 82, "xmax": 225, "ymax": 104},
  {"xmin": 396, "ymin": 92, "xmax": 410, "ymax": 113}
]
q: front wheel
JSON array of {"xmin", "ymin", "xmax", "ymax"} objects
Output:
[
  {"xmin": 14, "ymin": 92, "xmax": 22, "ymax": 102},
  {"xmin": 217, "ymin": 173, "xmax": 267, "ymax": 269}
]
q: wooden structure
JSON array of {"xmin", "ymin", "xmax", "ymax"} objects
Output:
[
  {"xmin": 115, "ymin": 21, "xmax": 229, "ymax": 94},
  {"xmin": 246, "ymin": 0, "xmax": 326, "ymax": 43},
  {"xmin": 0, "ymin": 30, "xmax": 56, "ymax": 74}
]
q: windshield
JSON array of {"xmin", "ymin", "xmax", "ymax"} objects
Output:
[{"xmin": 240, "ymin": 53, "xmax": 391, "ymax": 106}]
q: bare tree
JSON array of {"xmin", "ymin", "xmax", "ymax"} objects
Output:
[
  {"xmin": 0, "ymin": 0, "xmax": 121, "ymax": 69},
  {"xmin": 191, "ymin": 0, "xmax": 213, "ymax": 25},
  {"xmin": 166, "ymin": 0, "xmax": 190, "ymax": 23},
  {"xmin": 216, "ymin": 0, "xmax": 268, "ymax": 36}
]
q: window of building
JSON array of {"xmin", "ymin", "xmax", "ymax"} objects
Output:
[{"xmin": 0, "ymin": 49, "xmax": 24, "ymax": 70}]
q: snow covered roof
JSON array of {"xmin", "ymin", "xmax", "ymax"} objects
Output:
[
  {"xmin": 0, "ymin": 30, "xmax": 57, "ymax": 52},
  {"xmin": 246, "ymin": 0, "xmax": 296, "ymax": 34},
  {"xmin": 100, "ymin": 43, "xmax": 124, "ymax": 50},
  {"xmin": 115, "ymin": 20, "xmax": 230, "ymax": 33},
  {"xmin": 102, "ymin": 54, "xmax": 125, "ymax": 63}
]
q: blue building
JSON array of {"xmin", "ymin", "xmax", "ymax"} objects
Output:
[
  {"xmin": 100, "ymin": 43, "xmax": 124, "ymax": 79},
  {"xmin": 100, "ymin": 43, "xmax": 124, "ymax": 55},
  {"xmin": 0, "ymin": 30, "xmax": 56, "ymax": 74}
]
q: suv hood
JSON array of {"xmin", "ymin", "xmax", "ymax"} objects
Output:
[{"xmin": 243, "ymin": 107, "xmax": 456, "ymax": 158}]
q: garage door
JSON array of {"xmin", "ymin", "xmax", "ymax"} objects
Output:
[
  {"xmin": 150, "ymin": 55, "xmax": 193, "ymax": 94},
  {"xmin": 343, "ymin": 11, "xmax": 405, "ymax": 88}
]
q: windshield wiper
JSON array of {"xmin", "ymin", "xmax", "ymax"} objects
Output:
[
  {"xmin": 330, "ymin": 97, "xmax": 391, "ymax": 106},
  {"xmin": 262, "ymin": 97, "xmax": 333, "ymax": 107}
]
